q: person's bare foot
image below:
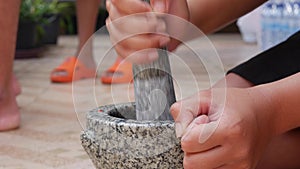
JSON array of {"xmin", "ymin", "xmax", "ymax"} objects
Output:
[
  {"xmin": 0, "ymin": 77, "xmax": 20, "ymax": 131},
  {"xmin": 0, "ymin": 98, "xmax": 20, "ymax": 131}
]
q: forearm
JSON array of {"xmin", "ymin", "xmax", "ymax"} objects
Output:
[
  {"xmin": 187, "ymin": 0, "xmax": 266, "ymax": 34},
  {"xmin": 228, "ymin": 32, "xmax": 300, "ymax": 86},
  {"xmin": 251, "ymin": 73, "xmax": 300, "ymax": 136},
  {"xmin": 213, "ymin": 73, "xmax": 254, "ymax": 88}
]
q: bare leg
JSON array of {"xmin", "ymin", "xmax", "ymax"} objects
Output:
[
  {"xmin": 12, "ymin": 73, "xmax": 21, "ymax": 96},
  {"xmin": 51, "ymin": 0, "xmax": 132, "ymax": 83},
  {"xmin": 76, "ymin": 0, "xmax": 133, "ymax": 84},
  {"xmin": 50, "ymin": 0, "xmax": 100, "ymax": 82},
  {"xmin": 256, "ymin": 129, "xmax": 300, "ymax": 169},
  {"xmin": 0, "ymin": 0, "xmax": 21, "ymax": 131},
  {"xmin": 76, "ymin": 0, "xmax": 101, "ymax": 69}
]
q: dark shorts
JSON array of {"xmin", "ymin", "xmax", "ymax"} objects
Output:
[{"xmin": 228, "ymin": 31, "xmax": 300, "ymax": 85}]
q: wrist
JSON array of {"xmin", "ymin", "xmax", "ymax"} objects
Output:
[
  {"xmin": 250, "ymin": 73, "xmax": 300, "ymax": 136},
  {"xmin": 247, "ymin": 86, "xmax": 278, "ymax": 137}
]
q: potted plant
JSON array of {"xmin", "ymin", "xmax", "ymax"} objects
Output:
[
  {"xmin": 17, "ymin": 0, "xmax": 47, "ymax": 50},
  {"xmin": 57, "ymin": 1, "xmax": 77, "ymax": 35},
  {"xmin": 41, "ymin": 0, "xmax": 61, "ymax": 44},
  {"xmin": 42, "ymin": 0, "xmax": 74, "ymax": 44},
  {"xmin": 16, "ymin": 0, "xmax": 68, "ymax": 58}
]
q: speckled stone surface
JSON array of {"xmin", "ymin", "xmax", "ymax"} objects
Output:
[{"xmin": 81, "ymin": 103, "xmax": 184, "ymax": 169}]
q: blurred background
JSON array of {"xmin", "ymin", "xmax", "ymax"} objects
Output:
[
  {"xmin": 16, "ymin": 0, "xmax": 108, "ymax": 58},
  {"xmin": 16, "ymin": 0, "xmax": 300, "ymax": 58}
]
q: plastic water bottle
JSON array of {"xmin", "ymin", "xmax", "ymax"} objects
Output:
[
  {"xmin": 282, "ymin": 0, "xmax": 293, "ymax": 37},
  {"xmin": 261, "ymin": 0, "xmax": 287, "ymax": 50},
  {"xmin": 291, "ymin": 0, "xmax": 300, "ymax": 34},
  {"xmin": 261, "ymin": 0, "xmax": 300, "ymax": 50},
  {"xmin": 261, "ymin": 1, "xmax": 274, "ymax": 50},
  {"xmin": 274, "ymin": 1, "xmax": 285, "ymax": 45}
]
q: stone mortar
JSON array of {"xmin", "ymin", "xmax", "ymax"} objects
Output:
[{"xmin": 81, "ymin": 102, "xmax": 183, "ymax": 169}]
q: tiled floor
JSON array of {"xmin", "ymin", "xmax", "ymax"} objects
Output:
[{"xmin": 0, "ymin": 34, "xmax": 260, "ymax": 169}]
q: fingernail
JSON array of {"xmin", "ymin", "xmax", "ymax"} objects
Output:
[
  {"xmin": 175, "ymin": 122, "xmax": 183, "ymax": 138},
  {"xmin": 154, "ymin": 1, "xmax": 166, "ymax": 13},
  {"xmin": 159, "ymin": 37, "xmax": 170, "ymax": 47},
  {"xmin": 194, "ymin": 115, "xmax": 209, "ymax": 125},
  {"xmin": 148, "ymin": 50, "xmax": 159, "ymax": 62}
]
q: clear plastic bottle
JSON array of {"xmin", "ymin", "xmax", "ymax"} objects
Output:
[
  {"xmin": 282, "ymin": 0, "xmax": 293, "ymax": 38},
  {"xmin": 278, "ymin": 0, "xmax": 300, "ymax": 42},
  {"xmin": 291, "ymin": 0, "xmax": 300, "ymax": 34},
  {"xmin": 261, "ymin": 1, "xmax": 274, "ymax": 50},
  {"xmin": 260, "ymin": 0, "xmax": 292, "ymax": 50},
  {"xmin": 274, "ymin": 0, "xmax": 285, "ymax": 45}
]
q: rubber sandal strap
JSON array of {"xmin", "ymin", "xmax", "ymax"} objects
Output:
[
  {"xmin": 51, "ymin": 56, "xmax": 96, "ymax": 83},
  {"xmin": 52, "ymin": 56, "xmax": 77, "ymax": 73}
]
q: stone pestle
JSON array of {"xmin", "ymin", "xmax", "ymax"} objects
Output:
[
  {"xmin": 133, "ymin": 46, "xmax": 176, "ymax": 121},
  {"xmin": 133, "ymin": 0, "xmax": 176, "ymax": 121}
]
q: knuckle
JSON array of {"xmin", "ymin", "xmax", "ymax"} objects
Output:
[
  {"xmin": 147, "ymin": 37, "xmax": 160, "ymax": 48},
  {"xmin": 228, "ymin": 120, "xmax": 245, "ymax": 138},
  {"xmin": 181, "ymin": 140, "xmax": 201, "ymax": 154},
  {"xmin": 180, "ymin": 140, "xmax": 192, "ymax": 152},
  {"xmin": 170, "ymin": 102, "xmax": 181, "ymax": 118}
]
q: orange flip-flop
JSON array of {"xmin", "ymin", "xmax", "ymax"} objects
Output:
[
  {"xmin": 51, "ymin": 56, "xmax": 96, "ymax": 83},
  {"xmin": 100, "ymin": 57, "xmax": 133, "ymax": 84}
]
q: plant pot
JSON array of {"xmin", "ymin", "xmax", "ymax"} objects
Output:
[
  {"xmin": 81, "ymin": 103, "xmax": 183, "ymax": 169},
  {"xmin": 16, "ymin": 21, "xmax": 42, "ymax": 49},
  {"xmin": 42, "ymin": 14, "xmax": 60, "ymax": 44},
  {"xmin": 15, "ymin": 47, "xmax": 43, "ymax": 59},
  {"xmin": 60, "ymin": 14, "xmax": 77, "ymax": 35},
  {"xmin": 16, "ymin": 21, "xmax": 43, "ymax": 59}
]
